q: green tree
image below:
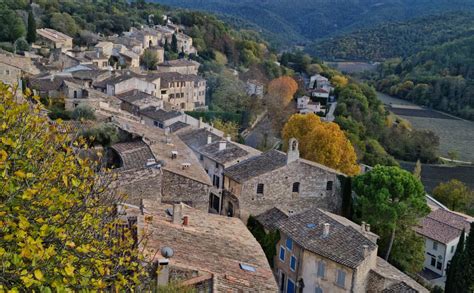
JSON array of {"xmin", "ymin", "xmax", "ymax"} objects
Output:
[
  {"xmin": 71, "ymin": 104, "xmax": 95, "ymax": 120},
  {"xmin": 171, "ymin": 33, "xmax": 178, "ymax": 53},
  {"xmin": 0, "ymin": 84, "xmax": 145, "ymax": 291},
  {"xmin": 212, "ymin": 119, "xmax": 239, "ymax": 141},
  {"xmin": 50, "ymin": 12, "xmax": 79, "ymax": 37},
  {"xmin": 0, "ymin": 9, "xmax": 26, "ymax": 42},
  {"xmin": 433, "ymin": 180, "xmax": 473, "ymax": 214},
  {"xmin": 140, "ymin": 49, "xmax": 159, "ymax": 70},
  {"xmin": 26, "ymin": 10, "xmax": 36, "ymax": 44},
  {"xmin": 14, "ymin": 38, "xmax": 29, "ymax": 52},
  {"xmin": 445, "ymin": 229, "xmax": 465, "ymax": 293},
  {"xmin": 353, "ymin": 166, "xmax": 430, "ymax": 267}
]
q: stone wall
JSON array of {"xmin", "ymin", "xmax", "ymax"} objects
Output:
[
  {"xmin": 161, "ymin": 169, "xmax": 210, "ymax": 211},
  {"xmin": 224, "ymin": 160, "xmax": 343, "ymax": 221},
  {"xmin": 114, "ymin": 168, "xmax": 162, "ymax": 206}
]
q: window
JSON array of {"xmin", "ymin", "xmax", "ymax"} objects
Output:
[
  {"xmin": 199, "ymin": 154, "xmax": 204, "ymax": 161},
  {"xmin": 433, "ymin": 241, "xmax": 438, "ymax": 251},
  {"xmin": 451, "ymin": 245, "xmax": 455, "ymax": 253},
  {"xmin": 292, "ymin": 182, "xmax": 300, "ymax": 193},
  {"xmin": 286, "ymin": 237, "xmax": 293, "ymax": 250},
  {"xmin": 431, "ymin": 257, "xmax": 436, "ymax": 267},
  {"xmin": 315, "ymin": 287, "xmax": 323, "ymax": 293},
  {"xmin": 257, "ymin": 183, "xmax": 264, "ymax": 194},
  {"xmin": 290, "ymin": 256, "xmax": 296, "ymax": 271},
  {"xmin": 326, "ymin": 181, "xmax": 333, "ymax": 191},
  {"xmin": 336, "ymin": 270, "xmax": 346, "ymax": 288},
  {"xmin": 287, "ymin": 279, "xmax": 295, "ymax": 293},
  {"xmin": 436, "ymin": 261, "xmax": 442, "ymax": 270},
  {"xmin": 279, "ymin": 246, "xmax": 285, "ymax": 262},
  {"xmin": 213, "ymin": 175, "xmax": 220, "ymax": 189},
  {"xmin": 215, "ymin": 162, "xmax": 219, "ymax": 168},
  {"xmin": 153, "ymin": 121, "xmax": 159, "ymax": 127},
  {"xmin": 317, "ymin": 261, "xmax": 326, "ymax": 278}
]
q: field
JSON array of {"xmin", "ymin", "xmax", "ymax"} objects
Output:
[
  {"xmin": 324, "ymin": 61, "xmax": 378, "ymax": 74},
  {"xmin": 377, "ymin": 92, "xmax": 474, "ymax": 162},
  {"xmin": 399, "ymin": 161, "xmax": 474, "ymax": 193}
]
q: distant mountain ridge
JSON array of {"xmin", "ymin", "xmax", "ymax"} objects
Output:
[
  {"xmin": 311, "ymin": 11, "xmax": 474, "ymax": 61},
  {"xmin": 151, "ymin": 0, "xmax": 474, "ymax": 46}
]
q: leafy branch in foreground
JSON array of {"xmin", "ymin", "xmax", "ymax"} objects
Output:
[{"xmin": 0, "ymin": 83, "xmax": 146, "ymax": 291}]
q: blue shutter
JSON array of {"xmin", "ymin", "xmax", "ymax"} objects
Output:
[
  {"xmin": 279, "ymin": 246, "xmax": 285, "ymax": 261},
  {"xmin": 286, "ymin": 237, "xmax": 293, "ymax": 250},
  {"xmin": 287, "ymin": 279, "xmax": 295, "ymax": 293},
  {"xmin": 290, "ymin": 256, "xmax": 297, "ymax": 271}
]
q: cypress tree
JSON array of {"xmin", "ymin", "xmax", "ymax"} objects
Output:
[
  {"xmin": 445, "ymin": 229, "xmax": 465, "ymax": 293},
  {"xmin": 26, "ymin": 10, "xmax": 36, "ymax": 44},
  {"xmin": 171, "ymin": 33, "xmax": 178, "ymax": 53},
  {"xmin": 460, "ymin": 222, "xmax": 474, "ymax": 292}
]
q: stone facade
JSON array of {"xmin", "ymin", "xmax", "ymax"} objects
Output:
[
  {"xmin": 223, "ymin": 160, "xmax": 342, "ymax": 220},
  {"xmin": 161, "ymin": 169, "xmax": 210, "ymax": 211}
]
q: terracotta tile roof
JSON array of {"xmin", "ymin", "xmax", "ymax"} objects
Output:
[
  {"xmin": 116, "ymin": 90, "xmax": 155, "ymax": 104},
  {"xmin": 224, "ymin": 150, "xmax": 288, "ymax": 182},
  {"xmin": 133, "ymin": 200, "xmax": 279, "ymax": 292},
  {"xmin": 275, "ymin": 208, "xmax": 377, "ymax": 268},
  {"xmin": 111, "ymin": 116, "xmax": 211, "ymax": 185},
  {"xmin": 200, "ymin": 141, "xmax": 250, "ymax": 165},
  {"xmin": 36, "ymin": 28, "xmax": 73, "ymax": 42},
  {"xmin": 255, "ymin": 207, "xmax": 288, "ymax": 232},
  {"xmin": 415, "ymin": 209, "xmax": 471, "ymax": 244},
  {"xmin": 168, "ymin": 121, "xmax": 190, "ymax": 133},
  {"xmin": 109, "ymin": 140, "xmax": 156, "ymax": 171},
  {"xmin": 0, "ymin": 52, "xmax": 41, "ymax": 75},
  {"xmin": 139, "ymin": 107, "xmax": 182, "ymax": 122},
  {"xmin": 371, "ymin": 257, "xmax": 428, "ymax": 293},
  {"xmin": 178, "ymin": 128, "xmax": 221, "ymax": 150},
  {"xmin": 159, "ymin": 59, "xmax": 199, "ymax": 67},
  {"xmin": 224, "ymin": 149, "xmax": 344, "ymax": 183}
]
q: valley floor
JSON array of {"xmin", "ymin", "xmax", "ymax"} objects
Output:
[{"xmin": 377, "ymin": 92, "xmax": 474, "ymax": 163}]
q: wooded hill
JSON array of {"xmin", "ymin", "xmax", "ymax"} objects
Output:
[
  {"xmin": 151, "ymin": 0, "xmax": 474, "ymax": 47},
  {"xmin": 311, "ymin": 11, "xmax": 474, "ymax": 61},
  {"xmin": 372, "ymin": 36, "xmax": 474, "ymax": 120}
]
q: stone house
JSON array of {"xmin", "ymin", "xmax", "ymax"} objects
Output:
[
  {"xmin": 108, "ymin": 117, "xmax": 213, "ymax": 211},
  {"xmin": 153, "ymin": 72, "xmax": 206, "ymax": 111},
  {"xmin": 414, "ymin": 209, "xmax": 472, "ymax": 286},
  {"xmin": 297, "ymin": 95, "xmax": 322, "ymax": 115},
  {"xmin": 222, "ymin": 138, "xmax": 345, "ymax": 220},
  {"xmin": 36, "ymin": 28, "xmax": 73, "ymax": 50},
  {"xmin": 95, "ymin": 41, "xmax": 114, "ymax": 57},
  {"xmin": 124, "ymin": 199, "xmax": 279, "ymax": 292},
  {"xmin": 116, "ymin": 90, "xmax": 163, "ymax": 116},
  {"xmin": 0, "ymin": 52, "xmax": 40, "ymax": 87},
  {"xmin": 178, "ymin": 128, "xmax": 261, "ymax": 214},
  {"xmin": 309, "ymin": 74, "xmax": 331, "ymax": 91},
  {"xmin": 246, "ymin": 79, "xmax": 265, "ymax": 98},
  {"xmin": 272, "ymin": 208, "xmax": 428, "ymax": 293},
  {"xmin": 158, "ymin": 59, "xmax": 200, "ymax": 75},
  {"xmin": 139, "ymin": 107, "xmax": 183, "ymax": 129}
]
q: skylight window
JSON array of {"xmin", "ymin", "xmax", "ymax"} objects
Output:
[
  {"xmin": 307, "ymin": 223, "xmax": 316, "ymax": 229},
  {"xmin": 240, "ymin": 263, "xmax": 256, "ymax": 272}
]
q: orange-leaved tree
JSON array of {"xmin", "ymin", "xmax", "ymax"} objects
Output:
[
  {"xmin": 0, "ymin": 83, "xmax": 146, "ymax": 291},
  {"xmin": 267, "ymin": 76, "xmax": 298, "ymax": 106},
  {"xmin": 282, "ymin": 113, "xmax": 360, "ymax": 176}
]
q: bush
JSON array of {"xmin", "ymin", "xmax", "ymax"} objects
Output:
[
  {"xmin": 71, "ymin": 104, "xmax": 96, "ymax": 120},
  {"xmin": 81, "ymin": 123, "xmax": 119, "ymax": 147}
]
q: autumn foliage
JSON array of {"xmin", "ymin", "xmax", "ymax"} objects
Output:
[
  {"xmin": 0, "ymin": 84, "xmax": 145, "ymax": 291},
  {"xmin": 282, "ymin": 114, "xmax": 360, "ymax": 176},
  {"xmin": 267, "ymin": 76, "xmax": 298, "ymax": 106}
]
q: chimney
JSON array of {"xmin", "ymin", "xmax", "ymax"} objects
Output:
[
  {"xmin": 172, "ymin": 203, "xmax": 182, "ymax": 224},
  {"xmin": 198, "ymin": 117, "xmax": 203, "ymax": 128},
  {"xmin": 226, "ymin": 135, "xmax": 231, "ymax": 142},
  {"xmin": 207, "ymin": 135, "xmax": 212, "ymax": 144},
  {"xmin": 218, "ymin": 140, "xmax": 227, "ymax": 151},
  {"xmin": 287, "ymin": 138, "xmax": 300, "ymax": 164},
  {"xmin": 365, "ymin": 224, "xmax": 371, "ymax": 232},
  {"xmin": 361, "ymin": 221, "xmax": 366, "ymax": 232},
  {"xmin": 363, "ymin": 245, "xmax": 370, "ymax": 257},
  {"xmin": 96, "ymin": 50, "xmax": 100, "ymax": 58},
  {"xmin": 323, "ymin": 223, "xmax": 330, "ymax": 238}
]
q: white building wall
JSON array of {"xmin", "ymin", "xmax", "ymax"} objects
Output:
[{"xmin": 423, "ymin": 237, "xmax": 448, "ymax": 276}]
